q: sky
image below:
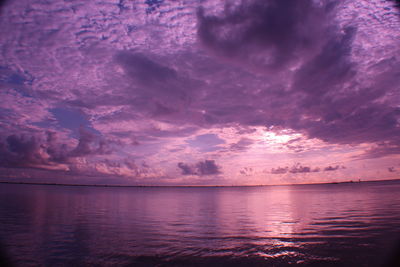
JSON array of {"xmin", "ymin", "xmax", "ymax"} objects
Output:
[{"xmin": 0, "ymin": 0, "xmax": 399, "ymax": 186}]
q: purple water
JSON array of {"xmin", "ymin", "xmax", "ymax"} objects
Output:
[{"xmin": 1, "ymin": 180, "xmax": 400, "ymax": 266}]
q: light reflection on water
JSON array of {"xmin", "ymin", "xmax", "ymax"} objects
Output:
[{"xmin": 0, "ymin": 181, "xmax": 400, "ymax": 266}]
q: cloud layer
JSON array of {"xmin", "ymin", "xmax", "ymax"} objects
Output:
[
  {"xmin": 271, "ymin": 164, "xmax": 344, "ymax": 175},
  {"xmin": 0, "ymin": 0, "xmax": 399, "ymax": 184},
  {"xmin": 178, "ymin": 160, "xmax": 221, "ymax": 176}
]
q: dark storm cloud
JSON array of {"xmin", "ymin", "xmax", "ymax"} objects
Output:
[
  {"xmin": 197, "ymin": 160, "xmax": 221, "ymax": 175},
  {"xmin": 97, "ymin": 158, "xmax": 153, "ymax": 177},
  {"xmin": 0, "ymin": 0, "xmax": 9, "ymax": 14},
  {"xmin": 196, "ymin": 0, "xmax": 400, "ymax": 157},
  {"xmin": 271, "ymin": 166, "xmax": 288, "ymax": 175},
  {"xmin": 360, "ymin": 141, "xmax": 400, "ymax": 159},
  {"xmin": 289, "ymin": 164, "xmax": 320, "ymax": 174},
  {"xmin": 116, "ymin": 52, "xmax": 177, "ymax": 87},
  {"xmin": 145, "ymin": 0, "xmax": 164, "ymax": 14},
  {"xmin": 229, "ymin": 138, "xmax": 254, "ymax": 152},
  {"xmin": 178, "ymin": 160, "xmax": 221, "ymax": 176},
  {"xmin": 239, "ymin": 167, "xmax": 253, "ymax": 176},
  {"xmin": 324, "ymin": 165, "xmax": 340, "ymax": 172},
  {"xmin": 0, "ymin": 65, "xmax": 34, "ymax": 95},
  {"xmin": 391, "ymin": 0, "xmax": 400, "ymax": 8},
  {"xmin": 0, "ymin": 129, "xmax": 110, "ymax": 170},
  {"xmin": 294, "ymin": 84, "xmax": 400, "ymax": 146},
  {"xmin": 70, "ymin": 127, "xmax": 111, "ymax": 157},
  {"xmin": 115, "ymin": 52, "xmax": 189, "ymax": 102},
  {"xmin": 271, "ymin": 164, "xmax": 344, "ymax": 174},
  {"xmin": 292, "ymin": 26, "xmax": 356, "ymax": 97},
  {"xmin": 177, "ymin": 162, "xmax": 196, "ymax": 175},
  {"xmin": 0, "ymin": 134, "xmax": 52, "ymax": 169},
  {"xmin": 197, "ymin": 0, "xmax": 335, "ymax": 69},
  {"xmin": 113, "ymin": 51, "xmax": 205, "ymax": 120}
]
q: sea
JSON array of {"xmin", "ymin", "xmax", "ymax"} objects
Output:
[{"xmin": 0, "ymin": 180, "xmax": 400, "ymax": 267}]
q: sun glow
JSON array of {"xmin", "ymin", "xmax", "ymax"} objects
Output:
[{"xmin": 260, "ymin": 131, "xmax": 301, "ymax": 144}]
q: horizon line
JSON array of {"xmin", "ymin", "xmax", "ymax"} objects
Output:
[{"xmin": 0, "ymin": 178, "xmax": 399, "ymax": 189}]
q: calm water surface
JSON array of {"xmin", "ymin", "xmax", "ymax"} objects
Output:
[{"xmin": 1, "ymin": 181, "xmax": 400, "ymax": 266}]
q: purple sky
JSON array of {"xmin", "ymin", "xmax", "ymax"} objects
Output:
[{"xmin": 0, "ymin": 0, "xmax": 399, "ymax": 185}]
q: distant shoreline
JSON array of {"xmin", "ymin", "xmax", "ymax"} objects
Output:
[{"xmin": 0, "ymin": 179, "xmax": 399, "ymax": 189}]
